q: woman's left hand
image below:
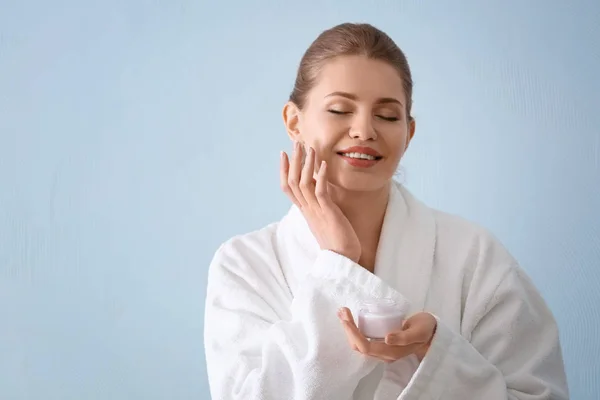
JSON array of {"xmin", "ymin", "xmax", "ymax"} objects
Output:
[{"xmin": 337, "ymin": 308, "xmax": 437, "ymax": 363}]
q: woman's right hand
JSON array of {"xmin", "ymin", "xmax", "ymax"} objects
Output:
[{"xmin": 280, "ymin": 142, "xmax": 362, "ymax": 263}]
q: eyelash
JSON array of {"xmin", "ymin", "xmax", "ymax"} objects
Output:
[{"xmin": 327, "ymin": 109, "xmax": 399, "ymax": 122}]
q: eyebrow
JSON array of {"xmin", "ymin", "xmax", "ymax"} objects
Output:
[{"xmin": 325, "ymin": 91, "xmax": 403, "ymax": 107}]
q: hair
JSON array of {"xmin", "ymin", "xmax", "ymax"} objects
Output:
[{"xmin": 289, "ymin": 23, "xmax": 414, "ymax": 121}]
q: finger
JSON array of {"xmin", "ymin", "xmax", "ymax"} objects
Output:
[
  {"xmin": 338, "ymin": 309, "xmax": 364, "ymax": 343},
  {"xmin": 280, "ymin": 152, "xmax": 302, "ymax": 208},
  {"xmin": 338, "ymin": 308, "xmax": 410, "ymax": 362},
  {"xmin": 338, "ymin": 310, "xmax": 372, "ymax": 354},
  {"xmin": 337, "ymin": 309, "xmax": 356, "ymax": 343},
  {"xmin": 385, "ymin": 324, "xmax": 427, "ymax": 346},
  {"xmin": 288, "ymin": 142, "xmax": 307, "ymax": 207},
  {"xmin": 341, "ymin": 321, "xmax": 372, "ymax": 354},
  {"xmin": 338, "ymin": 309, "xmax": 396, "ymax": 359},
  {"xmin": 337, "ymin": 307, "xmax": 352, "ymax": 322},
  {"xmin": 340, "ymin": 324, "xmax": 414, "ymax": 362},
  {"xmin": 315, "ymin": 160, "xmax": 334, "ymax": 209},
  {"xmin": 299, "ymin": 147, "xmax": 318, "ymax": 208},
  {"xmin": 341, "ymin": 320, "xmax": 358, "ymax": 350},
  {"xmin": 386, "ymin": 313, "xmax": 436, "ymax": 346}
]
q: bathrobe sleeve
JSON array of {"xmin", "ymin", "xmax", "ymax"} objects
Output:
[
  {"xmin": 400, "ymin": 264, "xmax": 569, "ymax": 400},
  {"xmin": 204, "ymin": 241, "xmax": 384, "ymax": 400}
]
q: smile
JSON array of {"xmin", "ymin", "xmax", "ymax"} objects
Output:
[
  {"xmin": 336, "ymin": 146, "xmax": 383, "ymax": 168},
  {"xmin": 336, "ymin": 152, "xmax": 383, "ymax": 168},
  {"xmin": 338, "ymin": 152, "xmax": 380, "ymax": 161}
]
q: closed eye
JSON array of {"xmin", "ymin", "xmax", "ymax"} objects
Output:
[
  {"xmin": 377, "ymin": 115, "xmax": 399, "ymax": 122},
  {"xmin": 329, "ymin": 110, "xmax": 399, "ymax": 122}
]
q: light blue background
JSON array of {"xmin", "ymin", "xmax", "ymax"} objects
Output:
[{"xmin": 1, "ymin": 0, "xmax": 598, "ymax": 399}]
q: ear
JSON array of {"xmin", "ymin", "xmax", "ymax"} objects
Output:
[
  {"xmin": 282, "ymin": 101, "xmax": 302, "ymax": 142},
  {"xmin": 404, "ymin": 118, "xmax": 416, "ymax": 151}
]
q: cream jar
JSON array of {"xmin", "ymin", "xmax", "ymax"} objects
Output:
[{"xmin": 357, "ymin": 298, "xmax": 408, "ymax": 341}]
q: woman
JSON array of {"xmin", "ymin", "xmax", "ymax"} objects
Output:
[{"xmin": 204, "ymin": 23, "xmax": 569, "ymax": 400}]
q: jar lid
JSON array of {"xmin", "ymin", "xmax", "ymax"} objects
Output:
[{"xmin": 360, "ymin": 298, "xmax": 405, "ymax": 314}]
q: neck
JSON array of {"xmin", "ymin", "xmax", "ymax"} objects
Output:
[{"xmin": 329, "ymin": 182, "xmax": 391, "ymax": 246}]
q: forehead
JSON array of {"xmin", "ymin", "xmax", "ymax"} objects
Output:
[{"xmin": 310, "ymin": 55, "xmax": 406, "ymax": 103}]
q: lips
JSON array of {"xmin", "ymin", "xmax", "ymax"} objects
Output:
[
  {"xmin": 336, "ymin": 146, "xmax": 383, "ymax": 168},
  {"xmin": 337, "ymin": 146, "xmax": 382, "ymax": 158}
]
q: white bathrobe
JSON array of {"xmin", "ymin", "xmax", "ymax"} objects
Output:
[{"xmin": 204, "ymin": 182, "xmax": 569, "ymax": 400}]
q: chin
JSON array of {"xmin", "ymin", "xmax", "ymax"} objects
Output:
[{"xmin": 329, "ymin": 172, "xmax": 391, "ymax": 193}]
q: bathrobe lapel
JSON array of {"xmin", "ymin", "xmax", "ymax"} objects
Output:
[
  {"xmin": 280, "ymin": 181, "xmax": 436, "ymax": 315},
  {"xmin": 372, "ymin": 182, "xmax": 436, "ymax": 315}
]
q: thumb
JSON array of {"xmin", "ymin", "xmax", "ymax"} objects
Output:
[{"xmin": 385, "ymin": 316, "xmax": 428, "ymax": 346}]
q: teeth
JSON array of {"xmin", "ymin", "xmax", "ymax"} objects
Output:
[{"xmin": 341, "ymin": 152, "xmax": 377, "ymax": 160}]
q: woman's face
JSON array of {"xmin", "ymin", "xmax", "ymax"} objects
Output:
[{"xmin": 283, "ymin": 55, "xmax": 415, "ymax": 192}]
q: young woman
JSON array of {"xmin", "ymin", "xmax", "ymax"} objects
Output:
[{"xmin": 204, "ymin": 23, "xmax": 569, "ymax": 400}]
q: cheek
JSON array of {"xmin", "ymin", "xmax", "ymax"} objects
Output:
[
  {"xmin": 301, "ymin": 115, "xmax": 343, "ymax": 156},
  {"xmin": 394, "ymin": 134, "xmax": 408, "ymax": 154},
  {"xmin": 381, "ymin": 128, "xmax": 408, "ymax": 161},
  {"xmin": 310, "ymin": 141, "xmax": 336, "ymax": 165}
]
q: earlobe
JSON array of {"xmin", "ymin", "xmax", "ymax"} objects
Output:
[{"xmin": 282, "ymin": 101, "xmax": 302, "ymax": 142}]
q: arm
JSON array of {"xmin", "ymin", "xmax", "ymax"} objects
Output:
[
  {"xmin": 400, "ymin": 266, "xmax": 569, "ymax": 400},
  {"xmin": 204, "ymin": 244, "xmax": 383, "ymax": 400}
]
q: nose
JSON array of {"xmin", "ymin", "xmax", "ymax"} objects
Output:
[{"xmin": 349, "ymin": 114, "xmax": 377, "ymax": 141}]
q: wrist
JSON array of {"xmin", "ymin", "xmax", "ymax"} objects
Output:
[
  {"xmin": 332, "ymin": 248, "xmax": 360, "ymax": 263},
  {"xmin": 349, "ymin": 249, "xmax": 361, "ymax": 263}
]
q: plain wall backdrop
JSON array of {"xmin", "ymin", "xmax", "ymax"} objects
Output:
[{"xmin": 1, "ymin": 0, "xmax": 599, "ymax": 398}]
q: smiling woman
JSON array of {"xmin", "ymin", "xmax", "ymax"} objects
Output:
[
  {"xmin": 203, "ymin": 23, "xmax": 569, "ymax": 400},
  {"xmin": 283, "ymin": 52, "xmax": 414, "ymax": 193}
]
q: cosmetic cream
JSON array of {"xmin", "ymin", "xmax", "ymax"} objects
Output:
[{"xmin": 357, "ymin": 298, "xmax": 408, "ymax": 341}]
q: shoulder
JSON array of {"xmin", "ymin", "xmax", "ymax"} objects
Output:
[
  {"xmin": 427, "ymin": 208, "xmax": 552, "ymax": 325},
  {"xmin": 210, "ymin": 221, "xmax": 281, "ymax": 273},
  {"xmin": 434, "ymin": 208, "xmax": 512, "ymax": 255},
  {"xmin": 206, "ymin": 216, "xmax": 300, "ymax": 302},
  {"xmin": 205, "ymin": 220, "xmax": 295, "ymax": 321},
  {"xmin": 429, "ymin": 207, "xmax": 521, "ymax": 289}
]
